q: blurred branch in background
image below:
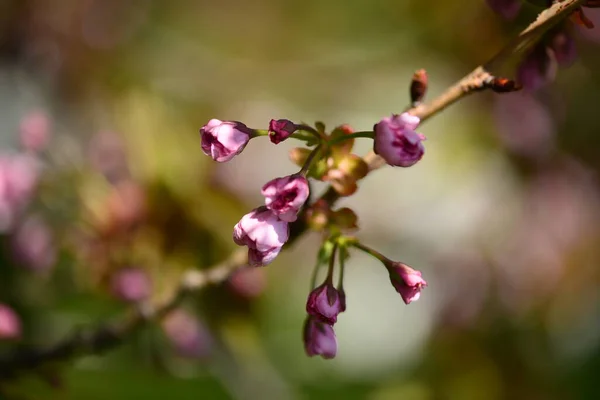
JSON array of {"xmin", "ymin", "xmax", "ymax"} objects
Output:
[{"xmin": 0, "ymin": 0, "xmax": 586, "ymax": 383}]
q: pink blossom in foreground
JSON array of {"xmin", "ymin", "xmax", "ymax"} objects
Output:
[
  {"xmin": 306, "ymin": 282, "xmax": 344, "ymax": 325},
  {"xmin": 261, "ymin": 174, "xmax": 309, "ymax": 222},
  {"xmin": 303, "ymin": 316, "xmax": 337, "ymax": 359},
  {"xmin": 233, "ymin": 207, "xmax": 289, "ymax": 266},
  {"xmin": 268, "ymin": 119, "xmax": 297, "ymax": 144},
  {"xmin": 373, "ymin": 113, "xmax": 425, "ymax": 167},
  {"xmin": 200, "ymin": 119, "xmax": 253, "ymax": 162},
  {"xmin": 386, "ymin": 262, "xmax": 427, "ymax": 304}
]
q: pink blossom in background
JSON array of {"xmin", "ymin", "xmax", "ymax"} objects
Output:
[
  {"xmin": 493, "ymin": 91, "xmax": 556, "ymax": 157},
  {"xmin": 0, "ymin": 154, "xmax": 40, "ymax": 232},
  {"xmin": 228, "ymin": 267, "xmax": 267, "ymax": 299},
  {"xmin": 110, "ymin": 268, "xmax": 152, "ymax": 302},
  {"xmin": 486, "ymin": 0, "xmax": 521, "ymax": 20},
  {"xmin": 162, "ymin": 309, "xmax": 212, "ymax": 359},
  {"xmin": 88, "ymin": 131, "xmax": 130, "ymax": 182},
  {"xmin": 12, "ymin": 215, "xmax": 56, "ymax": 272},
  {"xmin": 19, "ymin": 110, "xmax": 51, "ymax": 153},
  {"xmin": 0, "ymin": 304, "xmax": 21, "ymax": 340}
]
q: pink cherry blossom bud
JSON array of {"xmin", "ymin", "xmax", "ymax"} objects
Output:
[
  {"xmin": 517, "ymin": 45, "xmax": 556, "ymax": 91},
  {"xmin": 12, "ymin": 215, "xmax": 56, "ymax": 272},
  {"xmin": 306, "ymin": 282, "xmax": 344, "ymax": 325},
  {"xmin": 373, "ymin": 113, "xmax": 425, "ymax": 167},
  {"xmin": 200, "ymin": 119, "xmax": 253, "ymax": 162},
  {"xmin": 0, "ymin": 304, "xmax": 21, "ymax": 340},
  {"xmin": 19, "ymin": 110, "xmax": 51, "ymax": 153},
  {"xmin": 110, "ymin": 267, "xmax": 152, "ymax": 302},
  {"xmin": 303, "ymin": 316, "xmax": 337, "ymax": 359},
  {"xmin": 162, "ymin": 309, "xmax": 212, "ymax": 359},
  {"xmin": 233, "ymin": 207, "xmax": 289, "ymax": 266},
  {"xmin": 261, "ymin": 174, "xmax": 309, "ymax": 222},
  {"xmin": 268, "ymin": 119, "xmax": 297, "ymax": 144},
  {"xmin": 386, "ymin": 262, "xmax": 427, "ymax": 304},
  {"xmin": 486, "ymin": 0, "xmax": 521, "ymax": 20}
]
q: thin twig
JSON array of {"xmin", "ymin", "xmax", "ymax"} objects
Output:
[{"xmin": 0, "ymin": 0, "xmax": 585, "ymax": 379}]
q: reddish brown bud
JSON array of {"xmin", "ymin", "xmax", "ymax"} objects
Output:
[
  {"xmin": 410, "ymin": 69, "xmax": 428, "ymax": 104},
  {"xmin": 488, "ymin": 77, "xmax": 522, "ymax": 93},
  {"xmin": 571, "ymin": 7, "xmax": 595, "ymax": 29}
]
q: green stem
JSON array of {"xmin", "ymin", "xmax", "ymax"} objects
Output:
[
  {"xmin": 326, "ymin": 241, "xmax": 339, "ymax": 285},
  {"xmin": 296, "ymin": 124, "xmax": 326, "ymax": 141},
  {"xmin": 350, "ymin": 241, "xmax": 390, "ymax": 265},
  {"xmin": 337, "ymin": 245, "xmax": 346, "ymax": 289},
  {"xmin": 299, "ymin": 145, "xmax": 323, "ymax": 175},
  {"xmin": 328, "ymin": 131, "xmax": 374, "ymax": 146}
]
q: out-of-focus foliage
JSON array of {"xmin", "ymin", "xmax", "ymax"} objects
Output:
[{"xmin": 1, "ymin": 0, "xmax": 600, "ymax": 399}]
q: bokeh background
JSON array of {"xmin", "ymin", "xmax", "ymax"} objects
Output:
[{"xmin": 1, "ymin": 0, "xmax": 600, "ymax": 399}]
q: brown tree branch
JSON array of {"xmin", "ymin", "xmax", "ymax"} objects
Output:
[{"xmin": 0, "ymin": 0, "xmax": 585, "ymax": 380}]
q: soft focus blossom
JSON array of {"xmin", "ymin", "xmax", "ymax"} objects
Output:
[
  {"xmin": 0, "ymin": 304, "xmax": 21, "ymax": 340},
  {"xmin": 233, "ymin": 207, "xmax": 289, "ymax": 266},
  {"xmin": 303, "ymin": 316, "xmax": 337, "ymax": 359},
  {"xmin": 88, "ymin": 131, "xmax": 129, "ymax": 182},
  {"xmin": 110, "ymin": 267, "xmax": 152, "ymax": 302},
  {"xmin": 386, "ymin": 262, "xmax": 427, "ymax": 304},
  {"xmin": 549, "ymin": 31, "xmax": 577, "ymax": 66},
  {"xmin": 162, "ymin": 309, "xmax": 212, "ymax": 359},
  {"xmin": 19, "ymin": 110, "xmax": 51, "ymax": 153},
  {"xmin": 517, "ymin": 45, "xmax": 557, "ymax": 91},
  {"xmin": 306, "ymin": 282, "xmax": 344, "ymax": 325},
  {"xmin": 0, "ymin": 154, "xmax": 40, "ymax": 232},
  {"xmin": 269, "ymin": 119, "xmax": 297, "ymax": 144},
  {"xmin": 12, "ymin": 215, "xmax": 56, "ymax": 272},
  {"xmin": 373, "ymin": 113, "xmax": 425, "ymax": 167},
  {"xmin": 200, "ymin": 119, "xmax": 253, "ymax": 162},
  {"xmin": 486, "ymin": 0, "xmax": 521, "ymax": 20},
  {"xmin": 228, "ymin": 267, "xmax": 267, "ymax": 299},
  {"xmin": 261, "ymin": 174, "xmax": 309, "ymax": 222}
]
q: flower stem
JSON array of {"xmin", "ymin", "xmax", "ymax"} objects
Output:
[
  {"xmin": 350, "ymin": 241, "xmax": 391, "ymax": 265},
  {"xmin": 299, "ymin": 145, "xmax": 323, "ymax": 175},
  {"xmin": 328, "ymin": 131, "xmax": 374, "ymax": 146},
  {"xmin": 326, "ymin": 241, "xmax": 339, "ymax": 284},
  {"xmin": 296, "ymin": 124, "xmax": 326, "ymax": 141}
]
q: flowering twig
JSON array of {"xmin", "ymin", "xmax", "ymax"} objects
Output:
[{"xmin": 0, "ymin": 0, "xmax": 585, "ymax": 378}]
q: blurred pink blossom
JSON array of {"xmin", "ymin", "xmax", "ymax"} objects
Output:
[
  {"xmin": 0, "ymin": 304, "xmax": 21, "ymax": 340},
  {"xmin": 19, "ymin": 110, "xmax": 51, "ymax": 153},
  {"xmin": 162, "ymin": 309, "xmax": 212, "ymax": 359},
  {"xmin": 12, "ymin": 215, "xmax": 56, "ymax": 272}
]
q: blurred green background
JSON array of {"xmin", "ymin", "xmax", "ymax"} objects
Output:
[{"xmin": 1, "ymin": 0, "xmax": 600, "ymax": 399}]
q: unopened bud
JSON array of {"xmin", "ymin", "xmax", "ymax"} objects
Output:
[
  {"xmin": 410, "ymin": 69, "xmax": 428, "ymax": 104},
  {"xmin": 488, "ymin": 77, "xmax": 522, "ymax": 93},
  {"xmin": 289, "ymin": 147, "xmax": 312, "ymax": 167},
  {"xmin": 306, "ymin": 199, "xmax": 331, "ymax": 231},
  {"xmin": 337, "ymin": 154, "xmax": 368, "ymax": 181},
  {"xmin": 324, "ymin": 169, "xmax": 357, "ymax": 197},
  {"xmin": 332, "ymin": 207, "xmax": 358, "ymax": 230}
]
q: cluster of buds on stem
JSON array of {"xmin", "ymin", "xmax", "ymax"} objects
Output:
[{"xmin": 198, "ymin": 70, "xmax": 434, "ymax": 357}]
